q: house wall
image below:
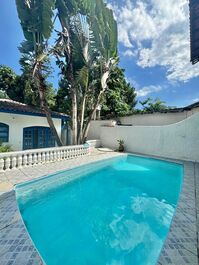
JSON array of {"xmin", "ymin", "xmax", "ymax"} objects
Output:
[
  {"xmin": 98, "ymin": 112, "xmax": 199, "ymax": 162},
  {"xmin": 0, "ymin": 112, "xmax": 62, "ymax": 151}
]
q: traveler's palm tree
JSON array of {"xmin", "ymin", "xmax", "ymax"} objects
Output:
[
  {"xmin": 16, "ymin": 0, "xmax": 63, "ymax": 146},
  {"xmin": 16, "ymin": 0, "xmax": 117, "ymax": 145},
  {"xmin": 54, "ymin": 0, "xmax": 117, "ymax": 143}
]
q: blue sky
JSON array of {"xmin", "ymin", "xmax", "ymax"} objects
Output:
[{"xmin": 0, "ymin": 0, "xmax": 199, "ymax": 108}]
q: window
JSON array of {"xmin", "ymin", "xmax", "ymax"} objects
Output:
[
  {"xmin": 190, "ymin": 0, "xmax": 199, "ymax": 64},
  {"xmin": 0, "ymin": 123, "xmax": 9, "ymax": 143},
  {"xmin": 23, "ymin": 127, "xmax": 55, "ymax": 150}
]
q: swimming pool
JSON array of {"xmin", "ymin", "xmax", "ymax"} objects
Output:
[{"xmin": 16, "ymin": 155, "xmax": 183, "ymax": 265}]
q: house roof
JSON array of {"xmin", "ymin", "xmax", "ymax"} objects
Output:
[
  {"xmin": 169, "ymin": 101, "xmax": 199, "ymax": 112},
  {"xmin": 0, "ymin": 99, "xmax": 70, "ymax": 120}
]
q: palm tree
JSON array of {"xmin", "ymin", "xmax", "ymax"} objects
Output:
[
  {"xmin": 140, "ymin": 98, "xmax": 168, "ymax": 113},
  {"xmin": 54, "ymin": 0, "xmax": 118, "ymax": 144},
  {"xmin": 16, "ymin": 0, "xmax": 63, "ymax": 146},
  {"xmin": 16, "ymin": 0, "xmax": 118, "ymax": 145}
]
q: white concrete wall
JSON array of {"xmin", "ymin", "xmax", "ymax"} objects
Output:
[
  {"xmin": 120, "ymin": 109, "xmax": 199, "ymax": 126},
  {"xmin": 88, "ymin": 109, "xmax": 199, "ymax": 140},
  {"xmin": 99, "ymin": 112, "xmax": 199, "ymax": 162},
  {"xmin": 87, "ymin": 120, "xmax": 114, "ymax": 140},
  {"xmin": 120, "ymin": 112, "xmax": 188, "ymax": 126},
  {"xmin": 189, "ymin": 107, "xmax": 199, "ymax": 115},
  {"xmin": 0, "ymin": 112, "xmax": 62, "ymax": 151}
]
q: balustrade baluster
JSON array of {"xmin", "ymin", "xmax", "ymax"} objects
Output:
[
  {"xmin": 65, "ymin": 149, "xmax": 68, "ymax": 159},
  {"xmin": 42, "ymin": 152, "xmax": 46, "ymax": 163},
  {"xmin": 70, "ymin": 149, "xmax": 72, "ymax": 159},
  {"xmin": 66, "ymin": 149, "xmax": 69, "ymax": 159},
  {"xmin": 53, "ymin": 151, "xmax": 57, "ymax": 161},
  {"xmin": 57, "ymin": 151, "xmax": 61, "ymax": 161},
  {"xmin": 5, "ymin": 157, "xmax": 11, "ymax": 170},
  {"xmin": 37, "ymin": 153, "xmax": 42, "ymax": 164},
  {"xmin": 0, "ymin": 158, "xmax": 4, "ymax": 171},
  {"xmin": 18, "ymin": 155, "xmax": 22, "ymax": 168},
  {"xmin": 23, "ymin": 154, "xmax": 28, "ymax": 167},
  {"xmin": 46, "ymin": 152, "xmax": 50, "ymax": 162},
  {"xmin": 33, "ymin": 153, "xmax": 38, "ymax": 165},
  {"xmin": 28, "ymin": 153, "xmax": 33, "ymax": 165},
  {"xmin": 11, "ymin": 156, "xmax": 17, "ymax": 170},
  {"xmin": 50, "ymin": 151, "xmax": 53, "ymax": 162}
]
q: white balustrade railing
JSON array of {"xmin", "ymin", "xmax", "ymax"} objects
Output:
[{"xmin": 0, "ymin": 144, "xmax": 90, "ymax": 172}]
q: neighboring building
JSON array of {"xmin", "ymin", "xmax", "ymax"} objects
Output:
[
  {"xmin": 190, "ymin": 0, "xmax": 199, "ymax": 64},
  {"xmin": 0, "ymin": 99, "xmax": 70, "ymax": 151}
]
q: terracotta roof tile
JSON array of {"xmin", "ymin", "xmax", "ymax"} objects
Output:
[{"xmin": 0, "ymin": 99, "xmax": 69, "ymax": 120}]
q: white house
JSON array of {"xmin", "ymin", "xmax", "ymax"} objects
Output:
[{"xmin": 0, "ymin": 99, "xmax": 70, "ymax": 151}]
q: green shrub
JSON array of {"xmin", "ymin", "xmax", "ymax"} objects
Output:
[{"xmin": 0, "ymin": 143, "xmax": 12, "ymax": 153}]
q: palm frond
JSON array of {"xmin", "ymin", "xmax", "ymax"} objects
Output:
[{"xmin": 16, "ymin": 0, "xmax": 56, "ymax": 50}]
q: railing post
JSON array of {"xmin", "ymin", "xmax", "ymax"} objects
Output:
[
  {"xmin": 53, "ymin": 151, "xmax": 57, "ymax": 161},
  {"xmin": 57, "ymin": 150, "xmax": 61, "ymax": 161},
  {"xmin": 17, "ymin": 155, "xmax": 22, "ymax": 169},
  {"xmin": 11, "ymin": 156, "xmax": 17, "ymax": 170},
  {"xmin": 66, "ymin": 149, "xmax": 69, "ymax": 159},
  {"xmin": 5, "ymin": 157, "xmax": 11, "ymax": 170},
  {"xmin": 0, "ymin": 158, "xmax": 4, "ymax": 171},
  {"xmin": 42, "ymin": 152, "xmax": 46, "ymax": 163},
  {"xmin": 23, "ymin": 154, "xmax": 28, "ymax": 167},
  {"xmin": 46, "ymin": 152, "xmax": 50, "ymax": 162},
  {"xmin": 38, "ymin": 152, "xmax": 42, "ymax": 164},
  {"xmin": 33, "ymin": 153, "xmax": 37, "ymax": 165},
  {"xmin": 60, "ymin": 150, "xmax": 63, "ymax": 160},
  {"xmin": 28, "ymin": 153, "xmax": 33, "ymax": 166},
  {"xmin": 50, "ymin": 151, "xmax": 53, "ymax": 162}
]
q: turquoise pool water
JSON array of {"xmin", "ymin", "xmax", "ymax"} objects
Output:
[{"xmin": 16, "ymin": 155, "xmax": 183, "ymax": 265}]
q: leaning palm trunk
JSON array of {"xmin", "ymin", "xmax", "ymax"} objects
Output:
[
  {"xmin": 82, "ymin": 69, "xmax": 111, "ymax": 142},
  {"xmin": 34, "ymin": 66, "xmax": 63, "ymax": 146},
  {"xmin": 82, "ymin": 90, "xmax": 103, "ymax": 142},
  {"xmin": 16, "ymin": 0, "xmax": 63, "ymax": 147}
]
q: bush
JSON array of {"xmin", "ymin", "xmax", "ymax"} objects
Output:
[{"xmin": 0, "ymin": 143, "xmax": 12, "ymax": 153}]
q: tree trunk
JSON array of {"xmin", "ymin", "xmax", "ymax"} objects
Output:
[
  {"xmin": 71, "ymin": 86, "xmax": 78, "ymax": 145},
  {"xmin": 77, "ymin": 95, "xmax": 86, "ymax": 144},
  {"xmin": 82, "ymin": 91, "xmax": 103, "ymax": 142},
  {"xmin": 67, "ymin": 62, "xmax": 78, "ymax": 145},
  {"xmin": 36, "ymin": 71, "xmax": 63, "ymax": 146},
  {"xmin": 43, "ymin": 107, "xmax": 63, "ymax": 146}
]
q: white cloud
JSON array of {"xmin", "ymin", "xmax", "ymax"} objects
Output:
[
  {"xmin": 136, "ymin": 85, "xmax": 162, "ymax": 97},
  {"xmin": 122, "ymin": 49, "xmax": 136, "ymax": 57},
  {"xmin": 192, "ymin": 98, "xmax": 199, "ymax": 103},
  {"xmin": 108, "ymin": 0, "xmax": 199, "ymax": 82}
]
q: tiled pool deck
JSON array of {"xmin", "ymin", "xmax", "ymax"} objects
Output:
[{"xmin": 0, "ymin": 150, "xmax": 198, "ymax": 265}]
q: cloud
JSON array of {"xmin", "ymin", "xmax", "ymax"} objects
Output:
[
  {"xmin": 136, "ymin": 85, "xmax": 162, "ymax": 97},
  {"xmin": 108, "ymin": 0, "xmax": 199, "ymax": 82},
  {"xmin": 122, "ymin": 49, "xmax": 136, "ymax": 57},
  {"xmin": 192, "ymin": 98, "xmax": 199, "ymax": 103}
]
